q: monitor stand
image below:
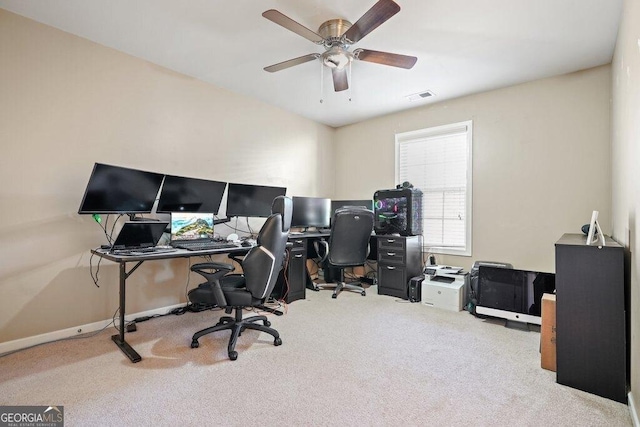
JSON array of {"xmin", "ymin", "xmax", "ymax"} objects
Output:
[
  {"xmin": 504, "ymin": 320, "xmax": 540, "ymax": 332},
  {"xmin": 128, "ymin": 214, "xmax": 160, "ymax": 221}
]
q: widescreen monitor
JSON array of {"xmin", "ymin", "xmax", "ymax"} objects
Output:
[
  {"xmin": 226, "ymin": 183, "xmax": 287, "ymax": 218},
  {"xmin": 291, "ymin": 196, "xmax": 331, "ymax": 229},
  {"xmin": 78, "ymin": 163, "xmax": 164, "ymax": 214},
  {"xmin": 156, "ymin": 175, "xmax": 226, "ymax": 214},
  {"xmin": 476, "ymin": 266, "xmax": 555, "ymax": 325}
]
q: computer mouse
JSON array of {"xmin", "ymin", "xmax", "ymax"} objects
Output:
[{"xmin": 241, "ymin": 240, "xmax": 252, "ymax": 247}]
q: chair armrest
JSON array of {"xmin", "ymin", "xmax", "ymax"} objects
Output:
[
  {"xmin": 190, "ymin": 262, "xmax": 233, "ymax": 307},
  {"xmin": 313, "ymin": 239, "xmax": 329, "ymax": 263},
  {"xmin": 190, "ymin": 262, "xmax": 234, "ymax": 281}
]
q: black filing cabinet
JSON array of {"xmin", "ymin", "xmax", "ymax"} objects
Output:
[
  {"xmin": 274, "ymin": 238, "xmax": 307, "ymax": 303},
  {"xmin": 376, "ymin": 235, "xmax": 422, "ymax": 299},
  {"xmin": 555, "ymin": 233, "xmax": 627, "ymax": 403}
]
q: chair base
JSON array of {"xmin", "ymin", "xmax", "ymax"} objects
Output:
[
  {"xmin": 190, "ymin": 307, "xmax": 281, "ymax": 360},
  {"xmin": 317, "ymin": 281, "xmax": 367, "ymax": 298}
]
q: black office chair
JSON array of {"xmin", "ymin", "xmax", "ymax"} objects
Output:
[
  {"xmin": 315, "ymin": 206, "xmax": 374, "ymax": 298},
  {"xmin": 187, "ymin": 196, "xmax": 292, "ymax": 360}
]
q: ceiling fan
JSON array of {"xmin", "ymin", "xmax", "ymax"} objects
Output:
[{"xmin": 262, "ymin": 0, "xmax": 417, "ymax": 93}]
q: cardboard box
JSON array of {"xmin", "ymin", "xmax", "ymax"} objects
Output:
[{"xmin": 541, "ymin": 293, "xmax": 557, "ymax": 371}]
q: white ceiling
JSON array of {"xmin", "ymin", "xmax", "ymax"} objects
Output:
[{"xmin": 0, "ymin": 0, "xmax": 622, "ymax": 128}]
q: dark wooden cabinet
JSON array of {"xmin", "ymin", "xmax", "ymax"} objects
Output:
[
  {"xmin": 555, "ymin": 233, "xmax": 627, "ymax": 403},
  {"xmin": 376, "ymin": 235, "xmax": 422, "ymax": 299}
]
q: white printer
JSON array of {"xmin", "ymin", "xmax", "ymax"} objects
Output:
[{"xmin": 421, "ymin": 266, "xmax": 469, "ymax": 311}]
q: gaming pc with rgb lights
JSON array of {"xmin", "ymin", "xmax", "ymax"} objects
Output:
[{"xmin": 373, "ymin": 186, "xmax": 423, "ymax": 236}]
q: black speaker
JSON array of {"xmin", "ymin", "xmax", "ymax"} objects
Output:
[{"xmin": 408, "ymin": 275, "xmax": 424, "ymax": 303}]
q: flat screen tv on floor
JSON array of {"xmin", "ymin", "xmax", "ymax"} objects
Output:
[{"xmin": 476, "ymin": 266, "xmax": 556, "ymax": 326}]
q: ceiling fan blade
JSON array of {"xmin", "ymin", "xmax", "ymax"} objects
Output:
[
  {"xmin": 332, "ymin": 68, "xmax": 349, "ymax": 92},
  {"xmin": 262, "ymin": 9, "xmax": 324, "ymax": 43},
  {"xmin": 343, "ymin": 0, "xmax": 401, "ymax": 44},
  {"xmin": 354, "ymin": 49, "xmax": 417, "ymax": 69},
  {"xmin": 264, "ymin": 54, "xmax": 319, "ymax": 73}
]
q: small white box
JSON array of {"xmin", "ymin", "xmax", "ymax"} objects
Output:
[{"xmin": 422, "ymin": 276, "xmax": 466, "ymax": 311}]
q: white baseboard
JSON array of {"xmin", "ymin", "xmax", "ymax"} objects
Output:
[
  {"xmin": 0, "ymin": 303, "xmax": 186, "ymax": 356},
  {"xmin": 630, "ymin": 391, "xmax": 639, "ymax": 427}
]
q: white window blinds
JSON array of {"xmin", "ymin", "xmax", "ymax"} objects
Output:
[{"xmin": 395, "ymin": 121, "xmax": 472, "ymax": 256}]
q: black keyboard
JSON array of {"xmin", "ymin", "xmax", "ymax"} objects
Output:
[
  {"xmin": 173, "ymin": 241, "xmax": 239, "ymax": 251},
  {"xmin": 112, "ymin": 247, "xmax": 177, "ymax": 256}
]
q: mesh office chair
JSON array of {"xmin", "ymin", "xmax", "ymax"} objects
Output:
[
  {"xmin": 187, "ymin": 196, "xmax": 292, "ymax": 360},
  {"xmin": 315, "ymin": 206, "xmax": 374, "ymax": 298}
]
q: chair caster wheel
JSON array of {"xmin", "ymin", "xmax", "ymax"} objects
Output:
[
  {"xmin": 264, "ymin": 320, "xmax": 271, "ymax": 327},
  {"xmin": 274, "ymin": 337, "xmax": 282, "ymax": 346},
  {"xmin": 332, "ymin": 293, "xmax": 337, "ymax": 299},
  {"xmin": 229, "ymin": 351, "xmax": 238, "ymax": 361},
  {"xmin": 191, "ymin": 340, "xmax": 199, "ymax": 348},
  {"xmin": 361, "ymin": 291, "xmax": 366, "ymax": 296}
]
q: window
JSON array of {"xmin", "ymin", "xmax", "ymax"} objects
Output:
[{"xmin": 395, "ymin": 121, "xmax": 472, "ymax": 256}]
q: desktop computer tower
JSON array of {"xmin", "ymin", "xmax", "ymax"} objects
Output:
[
  {"xmin": 373, "ymin": 187, "xmax": 423, "ymax": 236},
  {"xmin": 408, "ymin": 275, "xmax": 424, "ymax": 303}
]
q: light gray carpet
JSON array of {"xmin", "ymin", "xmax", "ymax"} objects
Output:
[{"xmin": 0, "ymin": 286, "xmax": 632, "ymax": 426}]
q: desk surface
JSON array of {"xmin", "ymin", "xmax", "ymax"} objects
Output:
[
  {"xmin": 91, "ymin": 245, "xmax": 250, "ymax": 262},
  {"xmin": 92, "ymin": 230, "xmax": 335, "ymax": 263},
  {"xmin": 288, "ymin": 231, "xmax": 330, "ymax": 239}
]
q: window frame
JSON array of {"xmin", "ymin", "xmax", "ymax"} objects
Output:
[{"xmin": 395, "ymin": 120, "xmax": 473, "ymax": 257}]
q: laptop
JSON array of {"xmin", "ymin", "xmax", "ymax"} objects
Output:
[
  {"xmin": 170, "ymin": 213, "xmax": 236, "ymax": 250},
  {"xmin": 110, "ymin": 221, "xmax": 169, "ymax": 254}
]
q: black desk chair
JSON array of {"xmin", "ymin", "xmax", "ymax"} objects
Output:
[
  {"xmin": 187, "ymin": 196, "xmax": 292, "ymax": 360},
  {"xmin": 315, "ymin": 206, "xmax": 374, "ymax": 298}
]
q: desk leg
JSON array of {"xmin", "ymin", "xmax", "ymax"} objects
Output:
[{"xmin": 111, "ymin": 261, "xmax": 142, "ymax": 363}]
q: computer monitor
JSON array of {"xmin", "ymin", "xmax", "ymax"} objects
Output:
[
  {"xmin": 291, "ymin": 196, "xmax": 331, "ymax": 229},
  {"xmin": 225, "ymin": 183, "xmax": 287, "ymax": 218},
  {"xmin": 170, "ymin": 212, "xmax": 215, "ymax": 241},
  {"xmin": 586, "ymin": 210, "xmax": 605, "ymax": 246},
  {"xmin": 78, "ymin": 163, "xmax": 164, "ymax": 215},
  {"xmin": 475, "ymin": 266, "xmax": 556, "ymax": 326},
  {"xmin": 156, "ymin": 175, "xmax": 226, "ymax": 214}
]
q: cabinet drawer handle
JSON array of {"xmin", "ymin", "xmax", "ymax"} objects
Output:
[
  {"xmin": 294, "ymin": 254, "xmax": 303, "ymax": 258},
  {"xmin": 386, "ymin": 266, "xmax": 396, "ymax": 270},
  {"xmin": 387, "ymin": 239, "xmax": 395, "ymax": 243},
  {"xmin": 295, "ymin": 240, "xmax": 303, "ymax": 244},
  {"xmin": 387, "ymin": 252, "xmax": 395, "ymax": 256}
]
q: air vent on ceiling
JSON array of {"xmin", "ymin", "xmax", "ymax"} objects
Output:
[{"xmin": 406, "ymin": 90, "xmax": 435, "ymax": 102}]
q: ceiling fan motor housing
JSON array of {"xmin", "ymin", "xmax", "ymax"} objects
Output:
[{"xmin": 318, "ymin": 19, "xmax": 353, "ymax": 69}]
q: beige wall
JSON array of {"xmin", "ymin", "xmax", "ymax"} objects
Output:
[
  {"xmin": 612, "ymin": 0, "xmax": 640, "ymax": 410},
  {"xmin": 334, "ymin": 66, "xmax": 612, "ymax": 273},
  {"xmin": 0, "ymin": 10, "xmax": 335, "ymax": 343}
]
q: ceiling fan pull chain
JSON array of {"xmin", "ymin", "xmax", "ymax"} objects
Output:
[
  {"xmin": 319, "ymin": 60, "xmax": 324, "ymax": 103},
  {"xmin": 348, "ymin": 61, "xmax": 353, "ymax": 102}
]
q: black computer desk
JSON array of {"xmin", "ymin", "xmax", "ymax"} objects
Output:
[
  {"xmin": 91, "ymin": 245, "xmax": 250, "ymax": 363},
  {"xmin": 275, "ymin": 231, "xmax": 377, "ymax": 301},
  {"xmin": 281, "ymin": 231, "xmax": 330, "ymax": 297}
]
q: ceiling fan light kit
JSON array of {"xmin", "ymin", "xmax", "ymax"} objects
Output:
[{"xmin": 262, "ymin": 0, "xmax": 417, "ymax": 95}]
